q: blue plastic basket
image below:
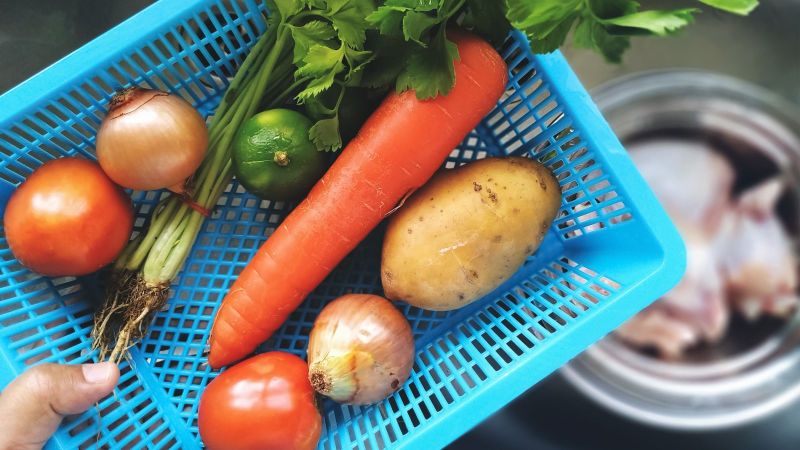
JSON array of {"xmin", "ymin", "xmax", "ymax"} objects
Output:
[{"xmin": 0, "ymin": 1, "xmax": 685, "ymax": 449}]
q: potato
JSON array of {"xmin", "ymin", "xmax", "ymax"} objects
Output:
[{"xmin": 381, "ymin": 157, "xmax": 561, "ymax": 311}]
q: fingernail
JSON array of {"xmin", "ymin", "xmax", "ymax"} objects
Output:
[{"xmin": 82, "ymin": 362, "xmax": 115, "ymax": 384}]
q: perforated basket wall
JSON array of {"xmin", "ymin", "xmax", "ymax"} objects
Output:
[{"xmin": 0, "ymin": 1, "xmax": 684, "ymax": 449}]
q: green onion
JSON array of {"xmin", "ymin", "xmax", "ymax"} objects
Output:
[{"xmin": 92, "ymin": 20, "xmax": 295, "ymax": 362}]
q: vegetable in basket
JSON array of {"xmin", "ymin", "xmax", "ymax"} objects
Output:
[
  {"xmin": 207, "ymin": 30, "xmax": 508, "ymax": 369},
  {"xmin": 96, "ymin": 87, "xmax": 208, "ymax": 193},
  {"xmin": 4, "ymin": 158, "xmax": 133, "ymax": 277},
  {"xmin": 303, "ymin": 86, "xmax": 384, "ymax": 145},
  {"xmin": 232, "ymin": 109, "xmax": 328, "ymax": 200},
  {"xmin": 307, "ymin": 294, "xmax": 414, "ymax": 405},
  {"xmin": 92, "ymin": 0, "xmax": 385, "ymax": 362},
  {"xmin": 382, "ymin": 157, "xmax": 561, "ymax": 311},
  {"xmin": 92, "ymin": 0, "xmax": 326, "ymax": 361},
  {"xmin": 199, "ymin": 352, "xmax": 321, "ymax": 450},
  {"xmin": 366, "ymin": 0, "xmax": 760, "ymax": 74}
]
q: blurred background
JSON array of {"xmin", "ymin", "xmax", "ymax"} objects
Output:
[{"xmin": 1, "ymin": 1, "xmax": 799, "ymax": 449}]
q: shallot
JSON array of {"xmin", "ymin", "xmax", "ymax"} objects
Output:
[
  {"xmin": 307, "ymin": 294, "xmax": 414, "ymax": 405},
  {"xmin": 96, "ymin": 87, "xmax": 208, "ymax": 191}
]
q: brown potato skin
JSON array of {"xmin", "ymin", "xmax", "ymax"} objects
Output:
[{"xmin": 381, "ymin": 157, "xmax": 561, "ymax": 311}]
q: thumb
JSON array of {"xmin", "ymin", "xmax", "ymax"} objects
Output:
[{"xmin": 0, "ymin": 362, "xmax": 119, "ymax": 450}]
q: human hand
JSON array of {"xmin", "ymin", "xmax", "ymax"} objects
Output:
[{"xmin": 0, "ymin": 362, "xmax": 119, "ymax": 450}]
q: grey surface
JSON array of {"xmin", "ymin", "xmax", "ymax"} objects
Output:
[
  {"xmin": 0, "ymin": 0, "xmax": 153, "ymax": 94},
  {"xmin": 1, "ymin": 1, "xmax": 799, "ymax": 449}
]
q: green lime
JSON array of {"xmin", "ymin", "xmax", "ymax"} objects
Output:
[{"xmin": 232, "ymin": 109, "xmax": 327, "ymax": 200}]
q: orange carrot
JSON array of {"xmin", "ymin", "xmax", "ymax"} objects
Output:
[{"xmin": 208, "ymin": 31, "xmax": 508, "ymax": 368}]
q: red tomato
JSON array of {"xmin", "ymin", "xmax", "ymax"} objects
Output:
[
  {"xmin": 3, "ymin": 157, "xmax": 133, "ymax": 276},
  {"xmin": 199, "ymin": 352, "xmax": 322, "ymax": 450}
]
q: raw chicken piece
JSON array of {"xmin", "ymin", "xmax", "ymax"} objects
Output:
[
  {"xmin": 614, "ymin": 141, "xmax": 799, "ymax": 358},
  {"xmin": 659, "ymin": 218, "xmax": 729, "ymax": 341},
  {"xmin": 629, "ymin": 140, "xmax": 735, "ymax": 232},
  {"xmin": 718, "ymin": 178, "xmax": 799, "ymax": 319},
  {"xmin": 614, "ymin": 306, "xmax": 701, "ymax": 359},
  {"xmin": 614, "ymin": 142, "xmax": 734, "ymax": 357},
  {"xmin": 616, "ymin": 216, "xmax": 729, "ymax": 357}
]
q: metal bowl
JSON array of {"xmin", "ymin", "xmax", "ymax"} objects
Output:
[{"xmin": 562, "ymin": 70, "xmax": 800, "ymax": 430}]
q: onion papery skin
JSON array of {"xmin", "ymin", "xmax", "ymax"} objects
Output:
[
  {"xmin": 307, "ymin": 294, "xmax": 415, "ymax": 405},
  {"xmin": 96, "ymin": 87, "xmax": 208, "ymax": 191}
]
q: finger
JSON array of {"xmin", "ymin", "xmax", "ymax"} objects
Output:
[{"xmin": 0, "ymin": 362, "xmax": 119, "ymax": 450}]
